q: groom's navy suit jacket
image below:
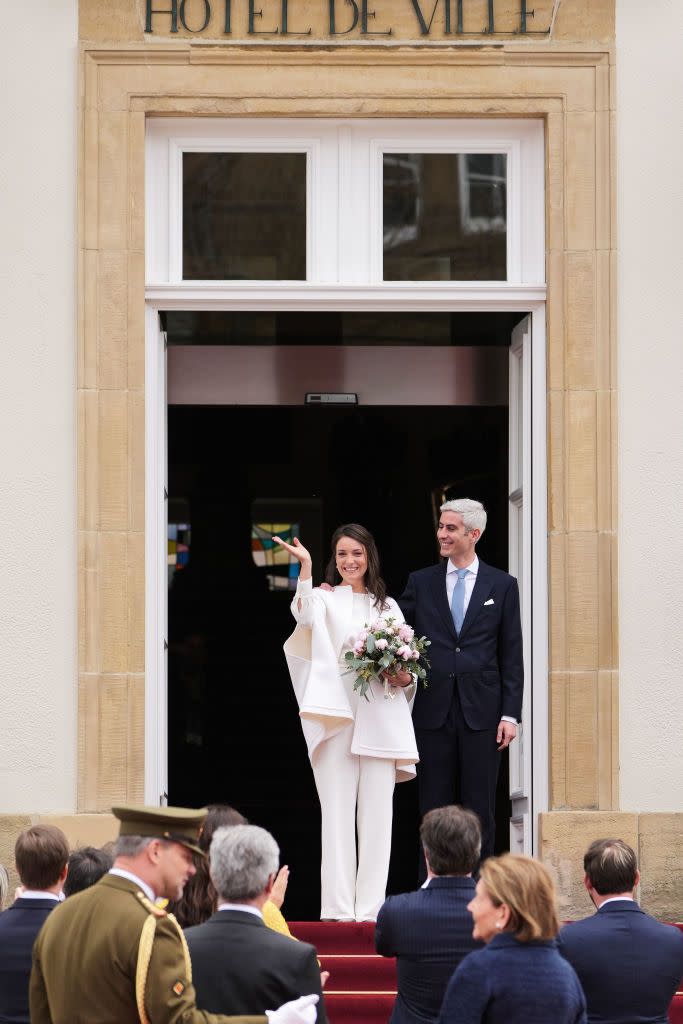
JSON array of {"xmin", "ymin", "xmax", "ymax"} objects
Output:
[
  {"xmin": 557, "ymin": 901, "xmax": 683, "ymax": 1024},
  {"xmin": 399, "ymin": 559, "xmax": 523, "ymax": 731}
]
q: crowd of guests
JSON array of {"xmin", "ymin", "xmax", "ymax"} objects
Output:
[{"xmin": 0, "ymin": 803, "xmax": 681, "ymax": 1024}]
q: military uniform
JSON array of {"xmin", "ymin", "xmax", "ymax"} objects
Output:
[{"xmin": 30, "ymin": 806, "xmax": 266, "ymax": 1024}]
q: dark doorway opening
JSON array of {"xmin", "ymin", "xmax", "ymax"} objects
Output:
[{"xmin": 167, "ymin": 402, "xmax": 510, "ymax": 919}]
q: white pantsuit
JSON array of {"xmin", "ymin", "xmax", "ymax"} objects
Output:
[{"xmin": 283, "ymin": 579, "xmax": 419, "ymax": 921}]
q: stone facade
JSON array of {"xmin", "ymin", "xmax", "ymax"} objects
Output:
[{"xmin": 2, "ymin": 0, "xmax": 681, "ymax": 920}]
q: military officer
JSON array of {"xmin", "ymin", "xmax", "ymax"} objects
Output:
[{"xmin": 30, "ymin": 805, "xmax": 319, "ymax": 1024}]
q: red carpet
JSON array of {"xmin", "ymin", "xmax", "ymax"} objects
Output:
[
  {"xmin": 671, "ymin": 923, "xmax": 683, "ymax": 1024},
  {"xmin": 290, "ymin": 921, "xmax": 683, "ymax": 1024},
  {"xmin": 290, "ymin": 922, "xmax": 395, "ymax": 1024}
]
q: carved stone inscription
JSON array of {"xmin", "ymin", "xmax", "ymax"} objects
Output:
[{"xmin": 145, "ymin": 0, "xmax": 547, "ymax": 38}]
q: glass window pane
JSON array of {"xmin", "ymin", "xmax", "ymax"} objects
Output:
[
  {"xmin": 383, "ymin": 153, "xmax": 507, "ymax": 281},
  {"xmin": 183, "ymin": 152, "xmax": 306, "ymax": 280}
]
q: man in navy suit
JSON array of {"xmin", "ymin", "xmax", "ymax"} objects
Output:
[
  {"xmin": 0, "ymin": 824, "xmax": 69, "ymax": 1023},
  {"xmin": 399, "ymin": 499, "xmax": 523, "ymax": 862},
  {"xmin": 375, "ymin": 805, "xmax": 483, "ymax": 1024},
  {"xmin": 558, "ymin": 838, "xmax": 683, "ymax": 1024}
]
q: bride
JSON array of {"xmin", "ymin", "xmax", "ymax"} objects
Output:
[{"xmin": 275, "ymin": 523, "xmax": 419, "ymax": 922}]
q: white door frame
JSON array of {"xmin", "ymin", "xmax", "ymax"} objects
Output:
[{"xmin": 144, "ymin": 288, "xmax": 548, "ymax": 853}]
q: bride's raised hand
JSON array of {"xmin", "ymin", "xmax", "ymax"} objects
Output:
[
  {"xmin": 272, "ymin": 535, "xmax": 311, "ymax": 564},
  {"xmin": 272, "ymin": 536, "xmax": 313, "ymax": 585}
]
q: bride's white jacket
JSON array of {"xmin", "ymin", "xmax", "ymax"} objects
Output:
[{"xmin": 283, "ymin": 578, "xmax": 419, "ymax": 782}]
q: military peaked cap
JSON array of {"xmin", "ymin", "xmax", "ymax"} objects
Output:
[{"xmin": 112, "ymin": 805, "xmax": 207, "ymax": 856}]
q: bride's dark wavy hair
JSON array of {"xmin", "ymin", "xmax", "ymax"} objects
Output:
[{"xmin": 324, "ymin": 523, "xmax": 388, "ymax": 611}]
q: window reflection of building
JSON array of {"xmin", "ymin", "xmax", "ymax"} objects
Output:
[
  {"xmin": 383, "ymin": 152, "xmax": 507, "ymax": 281},
  {"xmin": 383, "ymin": 154, "xmax": 422, "ymax": 250},
  {"xmin": 457, "ymin": 153, "xmax": 507, "ymax": 235}
]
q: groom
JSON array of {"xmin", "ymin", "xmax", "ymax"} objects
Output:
[{"xmin": 399, "ymin": 498, "xmax": 523, "ymax": 863}]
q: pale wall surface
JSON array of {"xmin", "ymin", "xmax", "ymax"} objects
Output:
[
  {"xmin": 0, "ymin": 0, "xmax": 78, "ymax": 813},
  {"xmin": 617, "ymin": 0, "xmax": 683, "ymax": 811}
]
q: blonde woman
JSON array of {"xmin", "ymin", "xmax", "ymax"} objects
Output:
[
  {"xmin": 276, "ymin": 524, "xmax": 418, "ymax": 923},
  {"xmin": 438, "ymin": 854, "xmax": 586, "ymax": 1024}
]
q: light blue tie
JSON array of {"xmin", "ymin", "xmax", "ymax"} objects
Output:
[{"xmin": 451, "ymin": 568, "xmax": 469, "ymax": 634}]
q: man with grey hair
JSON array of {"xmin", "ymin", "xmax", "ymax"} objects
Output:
[
  {"xmin": 186, "ymin": 825, "xmax": 327, "ymax": 1023},
  {"xmin": 31, "ymin": 806, "xmax": 318, "ymax": 1024},
  {"xmin": 399, "ymin": 498, "xmax": 523, "ymax": 866}
]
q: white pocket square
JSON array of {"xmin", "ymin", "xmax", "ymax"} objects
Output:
[{"xmin": 484, "ymin": 598, "xmax": 495, "ymax": 606}]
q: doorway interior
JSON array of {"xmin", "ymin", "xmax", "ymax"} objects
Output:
[{"xmin": 164, "ymin": 309, "xmax": 525, "ymax": 919}]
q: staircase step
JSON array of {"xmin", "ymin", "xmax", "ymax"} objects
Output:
[
  {"xmin": 290, "ymin": 920, "xmax": 377, "ymax": 953},
  {"xmin": 319, "ymin": 954, "xmax": 396, "ymax": 991},
  {"xmin": 324, "ymin": 992, "xmax": 395, "ymax": 1024}
]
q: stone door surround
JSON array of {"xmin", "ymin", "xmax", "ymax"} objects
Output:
[{"xmin": 77, "ymin": 41, "xmax": 618, "ymax": 915}]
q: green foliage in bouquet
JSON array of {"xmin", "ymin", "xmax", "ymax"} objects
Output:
[{"xmin": 344, "ymin": 615, "xmax": 431, "ymax": 700}]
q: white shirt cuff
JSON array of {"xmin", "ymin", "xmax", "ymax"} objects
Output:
[
  {"xmin": 501, "ymin": 715, "xmax": 517, "ymax": 725},
  {"xmin": 296, "ymin": 576, "xmax": 313, "ymax": 594}
]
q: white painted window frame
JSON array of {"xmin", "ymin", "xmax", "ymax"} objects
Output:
[
  {"xmin": 146, "ymin": 118, "xmax": 544, "ymax": 286},
  {"xmin": 144, "ymin": 117, "xmax": 548, "ymax": 854}
]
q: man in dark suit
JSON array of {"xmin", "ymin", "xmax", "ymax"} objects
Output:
[
  {"xmin": 186, "ymin": 824, "xmax": 327, "ymax": 1023},
  {"xmin": 0, "ymin": 824, "xmax": 69, "ymax": 1023},
  {"xmin": 375, "ymin": 805, "xmax": 483, "ymax": 1024},
  {"xmin": 399, "ymin": 498, "xmax": 523, "ymax": 862},
  {"xmin": 558, "ymin": 838, "xmax": 683, "ymax": 1024}
]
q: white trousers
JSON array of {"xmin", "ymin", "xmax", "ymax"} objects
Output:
[{"xmin": 312, "ymin": 723, "xmax": 396, "ymax": 922}]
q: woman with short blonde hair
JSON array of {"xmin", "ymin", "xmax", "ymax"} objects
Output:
[
  {"xmin": 438, "ymin": 854, "xmax": 586, "ymax": 1024},
  {"xmin": 479, "ymin": 853, "xmax": 559, "ymax": 942}
]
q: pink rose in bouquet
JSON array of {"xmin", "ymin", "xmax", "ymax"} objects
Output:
[{"xmin": 344, "ymin": 615, "xmax": 431, "ymax": 700}]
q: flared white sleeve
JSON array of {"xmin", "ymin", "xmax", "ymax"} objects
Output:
[{"xmin": 284, "ymin": 579, "xmax": 354, "ymax": 764}]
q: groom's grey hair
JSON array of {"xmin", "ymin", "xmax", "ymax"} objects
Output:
[
  {"xmin": 440, "ymin": 498, "xmax": 487, "ymax": 539},
  {"xmin": 210, "ymin": 824, "xmax": 279, "ymax": 902}
]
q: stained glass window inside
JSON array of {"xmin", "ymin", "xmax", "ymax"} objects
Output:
[
  {"xmin": 168, "ymin": 522, "xmax": 191, "ymax": 585},
  {"xmin": 252, "ymin": 523, "xmax": 301, "ymax": 591}
]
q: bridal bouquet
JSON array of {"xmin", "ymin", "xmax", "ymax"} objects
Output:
[{"xmin": 344, "ymin": 616, "xmax": 431, "ymax": 700}]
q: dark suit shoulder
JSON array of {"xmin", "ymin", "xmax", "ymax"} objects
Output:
[
  {"xmin": 188, "ymin": 912, "xmax": 317, "ymax": 961},
  {"xmin": 560, "ymin": 906, "xmax": 683, "ymax": 948},
  {"xmin": 477, "ymin": 560, "xmax": 517, "ymax": 585},
  {"xmin": 381, "ymin": 882, "xmax": 474, "ymax": 914},
  {"xmin": 408, "ymin": 563, "xmax": 444, "ymax": 583},
  {"xmin": 409, "ymin": 560, "xmax": 516, "ymax": 585},
  {"xmin": 376, "ymin": 890, "xmax": 418, "ymax": 920},
  {"xmin": 0, "ymin": 899, "xmax": 56, "ymax": 935},
  {"xmin": 245, "ymin": 921, "xmax": 317, "ymax": 963}
]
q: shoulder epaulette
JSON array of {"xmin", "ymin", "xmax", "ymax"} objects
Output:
[{"xmin": 135, "ymin": 890, "xmax": 167, "ymax": 918}]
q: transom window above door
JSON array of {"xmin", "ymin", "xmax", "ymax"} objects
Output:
[
  {"xmin": 183, "ymin": 152, "xmax": 307, "ymax": 280},
  {"xmin": 146, "ymin": 119, "xmax": 544, "ymax": 286}
]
